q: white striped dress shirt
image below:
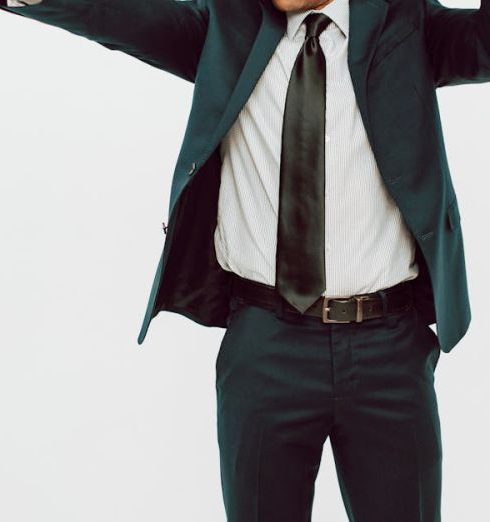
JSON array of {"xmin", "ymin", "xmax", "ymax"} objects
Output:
[{"xmin": 214, "ymin": 0, "xmax": 419, "ymax": 298}]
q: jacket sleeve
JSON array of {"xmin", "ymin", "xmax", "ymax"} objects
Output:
[
  {"xmin": 424, "ymin": 0, "xmax": 490, "ymax": 88},
  {"xmin": 0, "ymin": 0, "xmax": 209, "ymax": 83}
]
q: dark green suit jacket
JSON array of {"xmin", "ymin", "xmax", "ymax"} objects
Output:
[{"xmin": 2, "ymin": 0, "xmax": 488, "ymax": 352}]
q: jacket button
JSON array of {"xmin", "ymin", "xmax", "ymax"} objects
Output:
[{"xmin": 188, "ymin": 162, "xmax": 197, "ymax": 176}]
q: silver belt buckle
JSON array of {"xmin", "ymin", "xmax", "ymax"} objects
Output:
[
  {"xmin": 322, "ymin": 297, "xmax": 352, "ymax": 323},
  {"xmin": 322, "ymin": 295, "xmax": 372, "ymax": 323}
]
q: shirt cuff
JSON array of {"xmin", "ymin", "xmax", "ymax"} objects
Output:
[{"xmin": 6, "ymin": 0, "xmax": 43, "ymax": 5}]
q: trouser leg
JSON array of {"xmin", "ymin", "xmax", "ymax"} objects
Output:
[
  {"xmin": 329, "ymin": 306, "xmax": 442, "ymax": 522},
  {"xmin": 215, "ymin": 301, "xmax": 334, "ymax": 522}
]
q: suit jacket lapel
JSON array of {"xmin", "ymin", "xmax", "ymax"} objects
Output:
[
  {"xmin": 348, "ymin": 0, "xmax": 389, "ymax": 144},
  {"xmin": 204, "ymin": 0, "xmax": 286, "ymax": 156}
]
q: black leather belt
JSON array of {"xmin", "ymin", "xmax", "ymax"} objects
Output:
[{"xmin": 229, "ymin": 273, "xmax": 415, "ymax": 323}]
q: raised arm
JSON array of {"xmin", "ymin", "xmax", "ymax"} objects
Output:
[
  {"xmin": 0, "ymin": 0, "xmax": 209, "ymax": 82},
  {"xmin": 424, "ymin": 0, "xmax": 490, "ymax": 87}
]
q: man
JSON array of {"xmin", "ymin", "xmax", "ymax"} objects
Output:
[{"xmin": 1, "ymin": 0, "xmax": 487, "ymax": 520}]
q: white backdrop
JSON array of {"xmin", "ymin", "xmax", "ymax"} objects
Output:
[{"xmin": 0, "ymin": 1, "xmax": 489, "ymax": 520}]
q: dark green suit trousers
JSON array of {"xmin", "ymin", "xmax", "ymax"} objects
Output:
[{"xmin": 216, "ymin": 293, "xmax": 441, "ymax": 521}]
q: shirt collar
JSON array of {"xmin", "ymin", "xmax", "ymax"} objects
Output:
[{"xmin": 286, "ymin": 0, "xmax": 349, "ymax": 41}]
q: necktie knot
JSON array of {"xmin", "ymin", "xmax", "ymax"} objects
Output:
[{"xmin": 303, "ymin": 12, "xmax": 332, "ymax": 39}]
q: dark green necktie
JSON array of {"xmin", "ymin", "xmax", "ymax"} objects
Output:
[{"xmin": 276, "ymin": 12, "xmax": 332, "ymax": 313}]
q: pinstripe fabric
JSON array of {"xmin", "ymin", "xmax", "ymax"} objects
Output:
[{"xmin": 214, "ymin": 0, "xmax": 419, "ymax": 298}]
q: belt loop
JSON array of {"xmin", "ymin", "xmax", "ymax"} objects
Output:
[
  {"xmin": 228, "ymin": 273, "xmax": 236, "ymax": 300},
  {"xmin": 378, "ymin": 289, "xmax": 389, "ymax": 317},
  {"xmin": 378, "ymin": 288, "xmax": 397, "ymax": 328},
  {"xmin": 274, "ymin": 294, "xmax": 285, "ymax": 320},
  {"xmin": 226, "ymin": 295, "xmax": 240, "ymax": 327}
]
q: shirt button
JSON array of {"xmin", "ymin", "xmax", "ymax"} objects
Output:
[
  {"xmin": 188, "ymin": 162, "xmax": 197, "ymax": 176},
  {"xmin": 325, "ymin": 135, "xmax": 331, "ymax": 143}
]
